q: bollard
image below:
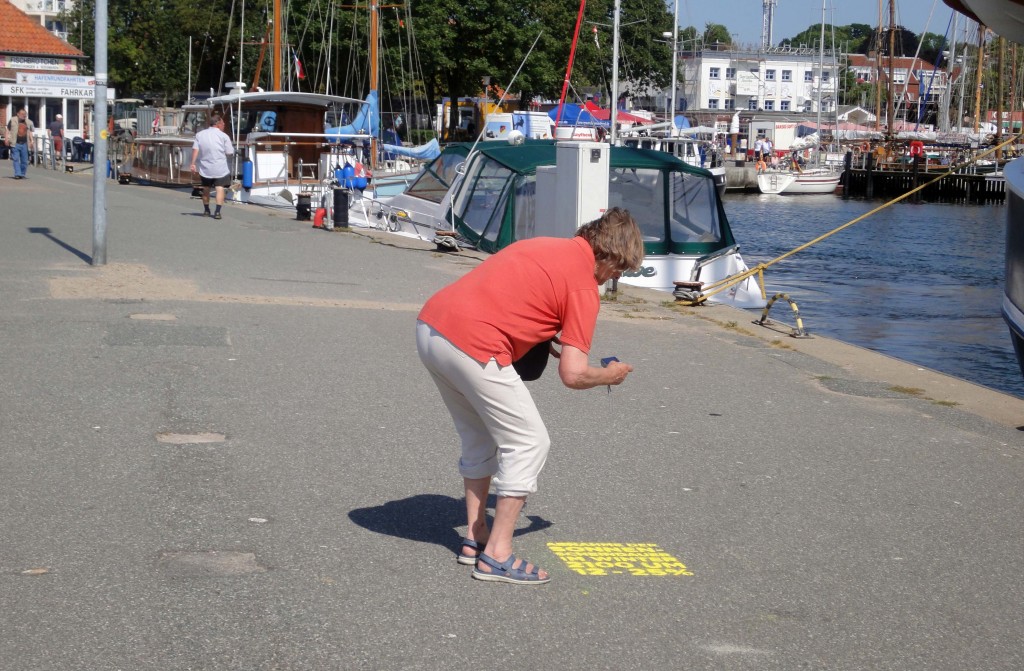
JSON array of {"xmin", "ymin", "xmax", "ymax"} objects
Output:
[
  {"xmin": 332, "ymin": 189, "xmax": 349, "ymax": 228},
  {"xmin": 296, "ymin": 192, "xmax": 312, "ymax": 221}
]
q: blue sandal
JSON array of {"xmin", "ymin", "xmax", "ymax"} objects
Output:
[
  {"xmin": 472, "ymin": 552, "xmax": 551, "ymax": 585},
  {"xmin": 456, "ymin": 538, "xmax": 484, "ymax": 565}
]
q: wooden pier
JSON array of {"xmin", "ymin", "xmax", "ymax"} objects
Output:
[{"xmin": 841, "ymin": 154, "xmax": 1005, "ymax": 203}]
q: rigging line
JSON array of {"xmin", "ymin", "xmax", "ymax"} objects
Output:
[
  {"xmin": 218, "ymin": 0, "xmax": 238, "ymax": 94},
  {"xmin": 403, "ymin": 3, "xmax": 433, "ymax": 136},
  {"xmin": 894, "ymin": 0, "xmax": 938, "ymax": 126},
  {"xmin": 916, "ymin": 12, "xmax": 954, "ymax": 130},
  {"xmin": 446, "ymin": 31, "xmax": 544, "ymax": 233},
  {"xmin": 697, "ymin": 133, "xmax": 1024, "ymax": 301}
]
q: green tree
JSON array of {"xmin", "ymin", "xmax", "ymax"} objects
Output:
[{"xmin": 62, "ymin": 0, "xmax": 235, "ymax": 102}]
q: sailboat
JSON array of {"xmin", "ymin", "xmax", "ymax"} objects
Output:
[
  {"xmin": 757, "ymin": 1, "xmax": 841, "ymax": 195},
  {"xmin": 117, "ymin": 0, "xmax": 438, "ymax": 208}
]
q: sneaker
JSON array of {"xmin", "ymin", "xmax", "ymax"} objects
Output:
[
  {"xmin": 203, "ymin": 210, "xmax": 211, "ymax": 217},
  {"xmin": 213, "ymin": 211, "xmax": 222, "ymax": 220}
]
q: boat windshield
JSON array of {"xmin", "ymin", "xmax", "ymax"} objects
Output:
[
  {"xmin": 669, "ymin": 170, "xmax": 722, "ymax": 246},
  {"xmin": 406, "ymin": 149, "xmax": 470, "ymax": 203},
  {"xmin": 453, "ymin": 155, "xmax": 515, "ymax": 244},
  {"xmin": 609, "ymin": 167, "xmax": 723, "ymax": 255},
  {"xmin": 179, "ymin": 109, "xmax": 210, "ymax": 136}
]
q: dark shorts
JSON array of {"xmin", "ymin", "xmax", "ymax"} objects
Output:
[{"xmin": 200, "ymin": 174, "xmax": 231, "ymax": 188}]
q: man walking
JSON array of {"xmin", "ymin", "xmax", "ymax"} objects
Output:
[
  {"xmin": 47, "ymin": 114, "xmax": 64, "ymax": 171},
  {"xmin": 189, "ymin": 112, "xmax": 234, "ymax": 219},
  {"xmin": 7, "ymin": 108, "xmax": 35, "ymax": 179}
]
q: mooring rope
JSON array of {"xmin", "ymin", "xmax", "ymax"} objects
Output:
[{"xmin": 688, "ymin": 133, "xmax": 1024, "ymax": 305}]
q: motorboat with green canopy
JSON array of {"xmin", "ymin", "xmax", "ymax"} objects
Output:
[{"xmin": 348, "ymin": 139, "xmax": 765, "ymax": 308}]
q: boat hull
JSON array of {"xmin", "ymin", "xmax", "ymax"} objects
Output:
[
  {"xmin": 117, "ymin": 137, "xmax": 196, "ymax": 187},
  {"xmin": 1002, "ymin": 157, "xmax": 1024, "ymax": 378},
  {"xmin": 618, "ymin": 250, "xmax": 765, "ymax": 308},
  {"xmin": 757, "ymin": 170, "xmax": 840, "ymax": 194}
]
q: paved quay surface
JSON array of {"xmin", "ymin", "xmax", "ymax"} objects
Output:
[{"xmin": 2, "ymin": 167, "xmax": 1024, "ymax": 670}]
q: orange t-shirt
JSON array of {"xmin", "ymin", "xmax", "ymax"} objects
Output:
[{"xmin": 418, "ymin": 237, "xmax": 599, "ymax": 366}]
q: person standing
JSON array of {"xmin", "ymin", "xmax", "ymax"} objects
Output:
[
  {"xmin": 753, "ymin": 135, "xmax": 764, "ymax": 163},
  {"xmin": 416, "ymin": 207, "xmax": 644, "ymax": 585},
  {"xmin": 47, "ymin": 114, "xmax": 64, "ymax": 171},
  {"xmin": 7, "ymin": 108, "xmax": 35, "ymax": 180},
  {"xmin": 763, "ymin": 136, "xmax": 774, "ymax": 164},
  {"xmin": 189, "ymin": 112, "xmax": 234, "ymax": 219}
]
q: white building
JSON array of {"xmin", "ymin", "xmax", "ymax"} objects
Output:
[
  {"xmin": 13, "ymin": 0, "xmax": 71, "ymax": 42},
  {"xmin": 680, "ymin": 44, "xmax": 840, "ymax": 115}
]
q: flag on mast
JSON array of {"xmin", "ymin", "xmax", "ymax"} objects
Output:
[{"xmin": 293, "ymin": 49, "xmax": 306, "ymax": 80}]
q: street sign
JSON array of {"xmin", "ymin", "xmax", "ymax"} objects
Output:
[{"xmin": 0, "ymin": 82, "xmax": 115, "ymax": 100}]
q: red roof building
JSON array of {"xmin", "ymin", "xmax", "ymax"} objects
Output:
[
  {"xmin": 0, "ymin": 0, "xmax": 85, "ymax": 81},
  {"xmin": 845, "ymin": 54, "xmax": 954, "ymax": 110},
  {"xmin": 1, "ymin": 0, "xmax": 92, "ymax": 143}
]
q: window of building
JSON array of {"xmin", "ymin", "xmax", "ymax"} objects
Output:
[
  {"xmin": 804, "ymin": 71, "xmax": 813, "ymax": 82},
  {"xmin": 780, "ymin": 100, "xmax": 790, "ymax": 111},
  {"xmin": 781, "ymin": 70, "xmax": 792, "ymax": 82},
  {"xmin": 709, "ymin": 67, "xmax": 720, "ymax": 79},
  {"xmin": 764, "ymin": 100, "xmax": 775, "ymax": 111},
  {"xmin": 821, "ymin": 71, "xmax": 830, "ymax": 82},
  {"xmin": 725, "ymin": 67, "xmax": 736, "ymax": 79},
  {"xmin": 724, "ymin": 98, "xmax": 735, "ymax": 109},
  {"xmin": 764, "ymin": 69, "xmax": 776, "ymax": 81},
  {"xmin": 708, "ymin": 99, "xmax": 720, "ymax": 109},
  {"xmin": 748, "ymin": 99, "xmax": 758, "ymax": 110}
]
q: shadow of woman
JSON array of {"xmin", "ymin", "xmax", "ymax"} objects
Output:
[{"xmin": 348, "ymin": 493, "xmax": 553, "ymax": 556}]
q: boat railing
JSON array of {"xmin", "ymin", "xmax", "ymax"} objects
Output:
[{"xmin": 691, "ymin": 244, "xmax": 741, "ymax": 282}]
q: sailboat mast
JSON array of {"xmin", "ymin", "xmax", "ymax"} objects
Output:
[
  {"xmin": 874, "ymin": 0, "xmax": 883, "ymax": 132},
  {"xmin": 610, "ymin": 0, "xmax": 621, "ymax": 144},
  {"xmin": 273, "ymin": 0, "xmax": 282, "ymax": 91},
  {"xmin": 816, "ymin": 1, "xmax": 824, "ymax": 137},
  {"xmin": 669, "ymin": 0, "xmax": 678, "ymax": 127},
  {"xmin": 556, "ymin": 0, "xmax": 588, "ymax": 129},
  {"xmin": 370, "ymin": 0, "xmax": 379, "ymax": 169},
  {"xmin": 973, "ymin": 26, "xmax": 985, "ymax": 132},
  {"xmin": 886, "ymin": 0, "xmax": 896, "ymax": 139}
]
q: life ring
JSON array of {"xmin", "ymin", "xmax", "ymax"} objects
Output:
[{"xmin": 909, "ymin": 140, "xmax": 925, "ymax": 157}]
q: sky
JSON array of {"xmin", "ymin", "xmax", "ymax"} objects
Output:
[{"xmin": 674, "ymin": 0, "xmax": 956, "ymax": 47}]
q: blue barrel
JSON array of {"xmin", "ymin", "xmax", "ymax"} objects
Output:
[{"xmin": 242, "ymin": 160, "xmax": 254, "ymax": 189}]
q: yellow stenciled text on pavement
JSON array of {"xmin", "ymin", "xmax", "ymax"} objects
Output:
[{"xmin": 547, "ymin": 542, "xmax": 694, "ymax": 576}]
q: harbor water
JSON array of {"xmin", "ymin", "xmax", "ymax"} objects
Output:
[{"xmin": 723, "ymin": 193, "xmax": 1024, "ymax": 399}]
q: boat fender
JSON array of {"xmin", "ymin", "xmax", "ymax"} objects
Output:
[{"xmin": 242, "ymin": 159, "xmax": 254, "ymax": 190}]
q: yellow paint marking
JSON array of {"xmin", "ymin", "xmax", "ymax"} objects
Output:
[{"xmin": 547, "ymin": 542, "xmax": 694, "ymax": 577}]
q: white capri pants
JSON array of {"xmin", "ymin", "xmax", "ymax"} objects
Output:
[{"xmin": 416, "ymin": 321, "xmax": 550, "ymax": 497}]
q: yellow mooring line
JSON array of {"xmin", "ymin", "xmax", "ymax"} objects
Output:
[{"xmin": 679, "ymin": 133, "xmax": 1023, "ymax": 336}]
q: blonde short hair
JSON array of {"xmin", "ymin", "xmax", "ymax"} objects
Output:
[{"xmin": 575, "ymin": 207, "xmax": 645, "ymax": 272}]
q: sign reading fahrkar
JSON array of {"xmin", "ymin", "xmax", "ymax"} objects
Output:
[{"xmin": 0, "ymin": 83, "xmax": 115, "ymax": 100}]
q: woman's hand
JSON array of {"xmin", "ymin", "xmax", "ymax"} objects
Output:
[{"xmin": 557, "ymin": 344, "xmax": 633, "ymax": 390}]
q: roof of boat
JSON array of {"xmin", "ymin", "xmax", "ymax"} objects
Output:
[
  {"xmin": 207, "ymin": 91, "xmax": 365, "ymax": 107},
  {"xmin": 458, "ymin": 140, "xmax": 713, "ymax": 177}
]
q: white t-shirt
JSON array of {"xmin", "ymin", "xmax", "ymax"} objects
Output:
[{"xmin": 192, "ymin": 126, "xmax": 234, "ymax": 178}]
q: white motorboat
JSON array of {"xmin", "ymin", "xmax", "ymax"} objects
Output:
[{"xmin": 757, "ymin": 168, "xmax": 841, "ymax": 195}]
